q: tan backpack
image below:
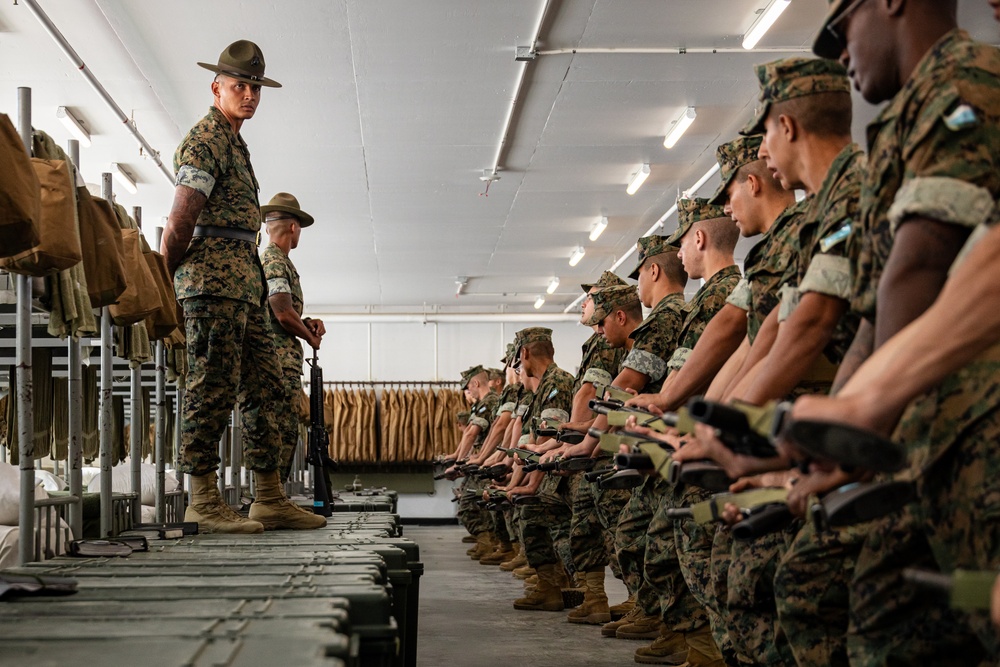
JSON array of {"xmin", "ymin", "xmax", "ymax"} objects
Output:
[
  {"xmin": 77, "ymin": 188, "xmax": 128, "ymax": 307},
  {"xmin": 0, "ymin": 114, "xmax": 41, "ymax": 257}
]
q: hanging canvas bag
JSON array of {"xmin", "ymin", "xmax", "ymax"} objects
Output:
[
  {"xmin": 77, "ymin": 189, "xmax": 127, "ymax": 307},
  {"xmin": 0, "ymin": 114, "xmax": 41, "ymax": 257},
  {"xmin": 108, "ymin": 228, "xmax": 158, "ymax": 325}
]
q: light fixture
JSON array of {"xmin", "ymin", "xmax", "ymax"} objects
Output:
[
  {"xmin": 56, "ymin": 106, "xmax": 91, "ymax": 147},
  {"xmin": 663, "ymin": 107, "xmax": 697, "ymax": 149},
  {"xmin": 110, "ymin": 162, "xmax": 137, "ymax": 194},
  {"xmin": 742, "ymin": 0, "xmax": 791, "ymax": 50},
  {"xmin": 546, "ymin": 277, "xmax": 560, "ymax": 294},
  {"xmin": 455, "ymin": 276, "xmax": 468, "ymax": 297},
  {"xmin": 533, "ymin": 295, "xmax": 546, "ymax": 310},
  {"xmin": 568, "ymin": 246, "xmax": 586, "ymax": 267},
  {"xmin": 626, "ymin": 164, "xmax": 651, "ymax": 195},
  {"xmin": 589, "ymin": 216, "xmax": 609, "ymax": 242}
]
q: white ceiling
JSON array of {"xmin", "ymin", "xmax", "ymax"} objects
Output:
[{"xmin": 0, "ymin": 1, "xmax": 997, "ymax": 313}]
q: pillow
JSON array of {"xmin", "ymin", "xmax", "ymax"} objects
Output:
[
  {"xmin": 0, "ymin": 462, "xmax": 49, "ymax": 526},
  {"xmin": 34, "ymin": 470, "xmax": 67, "ymax": 492},
  {"xmin": 87, "ymin": 461, "xmax": 179, "ymax": 506}
]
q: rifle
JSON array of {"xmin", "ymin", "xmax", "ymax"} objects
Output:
[
  {"xmin": 903, "ymin": 569, "xmax": 997, "ymax": 612},
  {"xmin": 665, "ymin": 459, "xmax": 734, "ymax": 493},
  {"xmin": 809, "ymin": 480, "xmax": 916, "ymax": 530},
  {"xmin": 686, "ymin": 398, "xmax": 780, "ymax": 459},
  {"xmin": 305, "ymin": 348, "xmax": 334, "ymax": 517},
  {"xmin": 664, "ymin": 487, "xmax": 789, "ymax": 524}
]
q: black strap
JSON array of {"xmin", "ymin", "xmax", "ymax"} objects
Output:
[{"xmin": 192, "ymin": 225, "xmax": 259, "ymax": 245}]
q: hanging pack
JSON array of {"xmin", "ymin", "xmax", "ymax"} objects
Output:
[
  {"xmin": 108, "ymin": 228, "xmax": 158, "ymax": 325},
  {"xmin": 0, "ymin": 114, "xmax": 41, "ymax": 257},
  {"xmin": 0, "ymin": 158, "xmax": 82, "ymax": 275},
  {"xmin": 77, "ymin": 189, "xmax": 127, "ymax": 307},
  {"xmin": 143, "ymin": 249, "xmax": 180, "ymax": 340}
]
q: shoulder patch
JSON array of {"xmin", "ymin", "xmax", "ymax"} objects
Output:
[
  {"xmin": 819, "ymin": 221, "xmax": 852, "ymax": 253},
  {"xmin": 943, "ymin": 103, "xmax": 978, "ymax": 132},
  {"xmin": 546, "ymin": 388, "xmax": 559, "ymax": 402}
]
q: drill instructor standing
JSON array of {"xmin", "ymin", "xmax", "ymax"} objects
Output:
[
  {"xmin": 160, "ymin": 40, "xmax": 325, "ymax": 533},
  {"xmin": 260, "ymin": 192, "xmax": 326, "ymax": 482}
]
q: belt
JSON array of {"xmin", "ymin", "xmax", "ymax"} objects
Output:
[{"xmin": 192, "ymin": 225, "xmax": 261, "ymax": 247}]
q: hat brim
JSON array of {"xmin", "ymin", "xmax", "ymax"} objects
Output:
[
  {"xmin": 260, "ymin": 204, "xmax": 314, "ymax": 227},
  {"xmin": 199, "ymin": 62, "xmax": 282, "ymax": 88},
  {"xmin": 628, "ymin": 262, "xmax": 642, "ymax": 281},
  {"xmin": 664, "ymin": 225, "xmax": 685, "ymax": 246},
  {"xmin": 580, "ymin": 283, "xmax": 595, "ymax": 293},
  {"xmin": 708, "ymin": 177, "xmax": 730, "ymax": 206},
  {"xmin": 812, "ymin": 0, "xmax": 851, "ymax": 59},
  {"xmin": 739, "ymin": 104, "xmax": 768, "ymax": 138}
]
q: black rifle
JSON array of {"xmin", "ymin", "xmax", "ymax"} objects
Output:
[
  {"xmin": 305, "ymin": 348, "xmax": 334, "ymax": 517},
  {"xmin": 686, "ymin": 398, "xmax": 779, "ymax": 459}
]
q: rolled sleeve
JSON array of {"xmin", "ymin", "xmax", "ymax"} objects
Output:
[
  {"xmin": 725, "ymin": 278, "xmax": 751, "ymax": 311},
  {"xmin": 799, "ymin": 253, "xmax": 853, "ymax": 301},
  {"xmin": 667, "ymin": 347, "xmax": 692, "ymax": 372},
  {"xmin": 889, "ymin": 177, "xmax": 995, "ymax": 233},
  {"xmin": 468, "ymin": 415, "xmax": 489, "ymax": 430},
  {"xmin": 175, "ymin": 165, "xmax": 216, "ymax": 199},
  {"xmin": 622, "ymin": 348, "xmax": 667, "ymax": 383},
  {"xmin": 541, "ymin": 408, "xmax": 569, "ymax": 424},
  {"xmin": 267, "ymin": 276, "xmax": 292, "ymax": 298}
]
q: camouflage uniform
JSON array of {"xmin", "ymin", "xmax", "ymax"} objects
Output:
[
  {"xmin": 261, "ymin": 241, "xmax": 305, "ymax": 477},
  {"xmin": 456, "ymin": 391, "xmax": 500, "ymax": 537},
  {"xmin": 518, "ymin": 360, "xmax": 577, "ymax": 570},
  {"xmin": 841, "ymin": 31, "xmax": 1000, "ymax": 665},
  {"xmin": 612, "ymin": 281, "xmax": 685, "ymax": 610},
  {"xmin": 644, "ymin": 201, "xmax": 743, "ymax": 644},
  {"xmin": 570, "ymin": 295, "xmax": 629, "ymax": 578},
  {"xmin": 772, "ymin": 142, "xmax": 869, "ymax": 667},
  {"xmin": 174, "ymin": 106, "xmax": 283, "ymax": 475}
]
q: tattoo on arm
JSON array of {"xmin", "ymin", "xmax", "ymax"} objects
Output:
[
  {"xmin": 831, "ymin": 318, "xmax": 874, "ymax": 395},
  {"xmin": 161, "ymin": 185, "xmax": 207, "ymax": 274}
]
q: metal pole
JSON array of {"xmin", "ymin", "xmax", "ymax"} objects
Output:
[
  {"xmin": 367, "ymin": 322, "xmax": 373, "ymax": 381},
  {"xmin": 174, "ymin": 384, "xmax": 184, "ymax": 494},
  {"xmin": 218, "ymin": 424, "xmax": 228, "ymax": 496},
  {"xmin": 99, "ymin": 173, "xmax": 114, "ymax": 538},
  {"xmin": 16, "ymin": 87, "xmax": 35, "ymax": 566},
  {"xmin": 129, "ymin": 208, "xmax": 143, "ymax": 526},
  {"xmin": 433, "ymin": 322, "xmax": 439, "ymax": 381},
  {"xmin": 66, "ymin": 138, "xmax": 84, "ymax": 540},
  {"xmin": 230, "ymin": 405, "xmax": 242, "ymax": 500},
  {"xmin": 154, "ymin": 341, "xmax": 166, "ymax": 522}
]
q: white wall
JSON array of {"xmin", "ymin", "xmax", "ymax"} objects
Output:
[{"xmin": 315, "ymin": 319, "xmax": 593, "ymax": 382}]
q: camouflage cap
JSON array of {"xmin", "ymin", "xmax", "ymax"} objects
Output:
[
  {"xmin": 741, "ymin": 57, "xmax": 850, "ymax": 136},
  {"xmin": 812, "ymin": 0, "xmax": 853, "ymax": 60},
  {"xmin": 487, "ymin": 368, "xmax": 504, "ymax": 381},
  {"xmin": 665, "ymin": 198, "xmax": 731, "ymax": 245},
  {"xmin": 708, "ymin": 135, "xmax": 764, "ymax": 205},
  {"xmin": 515, "ymin": 327, "xmax": 553, "ymax": 347},
  {"xmin": 460, "ymin": 364, "xmax": 486, "ymax": 388},
  {"xmin": 583, "ymin": 284, "xmax": 640, "ymax": 326},
  {"xmin": 581, "ymin": 270, "xmax": 628, "ymax": 293},
  {"xmin": 501, "ymin": 342, "xmax": 517, "ymax": 366},
  {"xmin": 629, "ymin": 235, "xmax": 676, "ymax": 280}
]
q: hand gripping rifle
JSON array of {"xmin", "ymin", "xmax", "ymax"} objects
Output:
[{"xmin": 306, "ymin": 348, "xmax": 334, "ymax": 517}]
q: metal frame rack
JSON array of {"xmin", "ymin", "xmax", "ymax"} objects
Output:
[{"xmin": 2, "ymin": 87, "xmax": 192, "ymax": 564}]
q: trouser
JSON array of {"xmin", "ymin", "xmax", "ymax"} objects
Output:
[
  {"xmin": 178, "ymin": 296, "xmax": 282, "ymax": 475},
  {"xmin": 520, "ymin": 475, "xmax": 575, "ymax": 571},
  {"xmin": 848, "ymin": 429, "xmax": 1000, "ymax": 664},
  {"xmin": 457, "ymin": 476, "xmax": 490, "ymax": 535},
  {"xmin": 276, "ymin": 356, "xmax": 303, "ymax": 481},
  {"xmin": 615, "ymin": 476, "xmax": 663, "ymax": 613},
  {"xmin": 773, "ymin": 517, "xmax": 866, "ymax": 667},
  {"xmin": 590, "ymin": 474, "xmax": 631, "ymax": 580},
  {"xmin": 723, "ymin": 519, "xmax": 799, "ymax": 666}
]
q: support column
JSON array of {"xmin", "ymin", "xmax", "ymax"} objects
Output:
[
  {"xmin": 98, "ymin": 172, "xmax": 114, "ymax": 538},
  {"xmin": 66, "ymin": 138, "xmax": 83, "ymax": 540},
  {"xmin": 16, "ymin": 87, "xmax": 35, "ymax": 566}
]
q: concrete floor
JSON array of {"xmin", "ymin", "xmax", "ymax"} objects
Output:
[{"xmin": 410, "ymin": 525, "xmax": 639, "ymax": 667}]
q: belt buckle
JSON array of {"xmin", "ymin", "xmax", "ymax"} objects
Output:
[{"xmin": 255, "ymin": 230, "xmax": 261, "ymax": 247}]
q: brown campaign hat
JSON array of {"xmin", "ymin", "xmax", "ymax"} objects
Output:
[
  {"xmin": 198, "ymin": 40, "xmax": 282, "ymax": 88},
  {"xmin": 260, "ymin": 192, "xmax": 314, "ymax": 227}
]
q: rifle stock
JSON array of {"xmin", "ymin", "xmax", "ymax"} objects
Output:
[{"xmin": 306, "ymin": 349, "xmax": 333, "ymax": 517}]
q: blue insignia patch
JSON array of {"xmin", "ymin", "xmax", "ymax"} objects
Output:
[
  {"xmin": 944, "ymin": 104, "xmax": 978, "ymax": 132},
  {"xmin": 819, "ymin": 222, "xmax": 852, "ymax": 253}
]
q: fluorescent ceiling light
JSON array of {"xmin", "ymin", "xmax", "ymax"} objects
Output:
[
  {"xmin": 742, "ymin": 0, "xmax": 791, "ymax": 50},
  {"xmin": 546, "ymin": 277, "xmax": 560, "ymax": 294},
  {"xmin": 589, "ymin": 216, "xmax": 608, "ymax": 242},
  {"xmin": 533, "ymin": 295, "xmax": 546, "ymax": 310},
  {"xmin": 663, "ymin": 107, "xmax": 697, "ymax": 149},
  {"xmin": 56, "ymin": 106, "xmax": 91, "ymax": 147},
  {"xmin": 626, "ymin": 164, "xmax": 651, "ymax": 195},
  {"xmin": 569, "ymin": 246, "xmax": 586, "ymax": 267},
  {"xmin": 111, "ymin": 162, "xmax": 137, "ymax": 194}
]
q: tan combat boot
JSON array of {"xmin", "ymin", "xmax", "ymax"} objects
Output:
[
  {"xmin": 468, "ymin": 531, "xmax": 493, "ymax": 559},
  {"xmin": 678, "ymin": 625, "xmax": 725, "ymax": 667},
  {"xmin": 479, "ymin": 540, "xmax": 515, "ymax": 565},
  {"xmin": 610, "ymin": 592, "xmax": 636, "ymax": 620},
  {"xmin": 462, "ymin": 535, "xmax": 477, "ymax": 544},
  {"xmin": 567, "ymin": 569, "xmax": 612, "ymax": 625},
  {"xmin": 603, "ymin": 604, "xmax": 642, "ymax": 637},
  {"xmin": 185, "ymin": 471, "xmax": 264, "ymax": 534},
  {"xmin": 499, "ymin": 543, "xmax": 525, "ymax": 571},
  {"xmin": 513, "ymin": 564, "xmax": 565, "ymax": 611},
  {"xmin": 633, "ymin": 627, "xmax": 688, "ymax": 665},
  {"xmin": 249, "ymin": 469, "xmax": 328, "ymax": 530},
  {"xmin": 616, "ymin": 612, "xmax": 663, "ymax": 640},
  {"xmin": 512, "ymin": 564, "xmax": 535, "ymax": 579}
]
